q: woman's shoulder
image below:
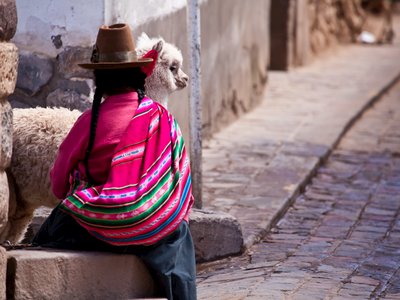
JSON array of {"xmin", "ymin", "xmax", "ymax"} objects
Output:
[
  {"xmin": 67, "ymin": 109, "xmax": 91, "ymax": 134},
  {"xmin": 74, "ymin": 109, "xmax": 91, "ymax": 124},
  {"xmin": 140, "ymin": 97, "xmax": 168, "ymax": 113},
  {"xmin": 78, "ymin": 109, "xmax": 91, "ymax": 119}
]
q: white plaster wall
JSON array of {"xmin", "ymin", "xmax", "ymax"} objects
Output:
[
  {"xmin": 105, "ymin": 0, "xmax": 186, "ymax": 28},
  {"xmin": 13, "ymin": 0, "xmax": 104, "ymax": 56},
  {"xmin": 13, "ymin": 0, "xmax": 186, "ymax": 56}
]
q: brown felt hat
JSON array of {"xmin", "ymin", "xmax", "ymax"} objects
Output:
[{"xmin": 79, "ymin": 23, "xmax": 153, "ymax": 69}]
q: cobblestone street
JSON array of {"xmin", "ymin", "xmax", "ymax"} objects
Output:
[{"xmin": 197, "ymin": 74, "xmax": 400, "ymax": 298}]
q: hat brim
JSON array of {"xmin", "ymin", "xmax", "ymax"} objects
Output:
[{"xmin": 78, "ymin": 58, "xmax": 153, "ymax": 70}]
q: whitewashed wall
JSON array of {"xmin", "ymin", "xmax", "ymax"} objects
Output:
[
  {"xmin": 13, "ymin": 0, "xmax": 187, "ymax": 56},
  {"xmin": 14, "ymin": 0, "xmax": 103, "ymax": 56},
  {"xmin": 105, "ymin": 0, "xmax": 186, "ymax": 27}
]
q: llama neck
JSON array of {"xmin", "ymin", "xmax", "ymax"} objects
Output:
[{"xmin": 145, "ymin": 83, "xmax": 169, "ymax": 107}]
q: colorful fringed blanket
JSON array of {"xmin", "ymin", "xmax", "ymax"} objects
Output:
[{"xmin": 60, "ymin": 98, "xmax": 193, "ymax": 246}]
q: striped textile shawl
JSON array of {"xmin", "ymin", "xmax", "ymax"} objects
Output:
[{"xmin": 60, "ymin": 98, "xmax": 193, "ymax": 246}]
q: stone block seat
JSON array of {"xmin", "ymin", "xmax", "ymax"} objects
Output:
[
  {"xmin": 6, "ymin": 249, "xmax": 155, "ymax": 300},
  {"xmin": 5, "ymin": 209, "xmax": 244, "ymax": 299},
  {"xmin": 27, "ymin": 208, "xmax": 244, "ymax": 263}
]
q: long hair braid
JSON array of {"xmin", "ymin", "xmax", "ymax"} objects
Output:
[
  {"xmin": 132, "ymin": 70, "xmax": 146, "ymax": 103},
  {"xmin": 137, "ymin": 87, "xmax": 145, "ymax": 103},
  {"xmin": 84, "ymin": 86, "xmax": 103, "ymax": 183}
]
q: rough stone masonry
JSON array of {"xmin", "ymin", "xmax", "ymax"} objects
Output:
[{"xmin": 0, "ymin": 0, "xmax": 18, "ymax": 299}]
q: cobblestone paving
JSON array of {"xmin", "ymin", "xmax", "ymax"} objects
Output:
[
  {"xmin": 197, "ymin": 79, "xmax": 400, "ymax": 298},
  {"xmin": 202, "ymin": 32, "xmax": 400, "ymax": 247}
]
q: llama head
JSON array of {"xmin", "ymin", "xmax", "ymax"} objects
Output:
[{"xmin": 136, "ymin": 33, "xmax": 189, "ymax": 106}]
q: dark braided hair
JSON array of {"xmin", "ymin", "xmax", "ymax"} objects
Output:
[{"xmin": 84, "ymin": 67, "xmax": 147, "ymax": 183}]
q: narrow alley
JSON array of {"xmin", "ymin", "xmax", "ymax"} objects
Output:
[{"xmin": 197, "ymin": 80, "xmax": 400, "ymax": 299}]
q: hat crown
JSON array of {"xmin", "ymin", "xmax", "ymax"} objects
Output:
[
  {"xmin": 96, "ymin": 23, "xmax": 135, "ymax": 55},
  {"xmin": 79, "ymin": 23, "xmax": 153, "ymax": 69}
]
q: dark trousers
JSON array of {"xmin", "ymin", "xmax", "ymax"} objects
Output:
[{"xmin": 32, "ymin": 205, "xmax": 197, "ymax": 300}]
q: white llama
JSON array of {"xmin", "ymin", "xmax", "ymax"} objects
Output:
[
  {"xmin": 2, "ymin": 34, "xmax": 188, "ymax": 243},
  {"xmin": 137, "ymin": 33, "xmax": 189, "ymax": 107}
]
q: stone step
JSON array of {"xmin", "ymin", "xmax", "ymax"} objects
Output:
[
  {"xmin": 4, "ymin": 208, "xmax": 243, "ymax": 299},
  {"xmin": 26, "ymin": 207, "xmax": 244, "ymax": 262},
  {"xmin": 189, "ymin": 209, "xmax": 243, "ymax": 262},
  {"xmin": 6, "ymin": 249, "xmax": 155, "ymax": 300},
  {"xmin": 4, "ymin": 208, "xmax": 243, "ymax": 298}
]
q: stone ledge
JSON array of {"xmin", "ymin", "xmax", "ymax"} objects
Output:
[
  {"xmin": 26, "ymin": 207, "xmax": 244, "ymax": 263},
  {"xmin": 6, "ymin": 249, "xmax": 155, "ymax": 300},
  {"xmin": 190, "ymin": 209, "xmax": 243, "ymax": 262}
]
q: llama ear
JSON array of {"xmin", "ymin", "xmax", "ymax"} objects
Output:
[
  {"xmin": 141, "ymin": 49, "xmax": 158, "ymax": 76},
  {"xmin": 137, "ymin": 32, "xmax": 150, "ymax": 44},
  {"xmin": 152, "ymin": 40, "xmax": 164, "ymax": 54}
]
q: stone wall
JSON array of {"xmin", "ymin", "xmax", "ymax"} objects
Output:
[
  {"xmin": 270, "ymin": 0, "xmax": 394, "ymax": 70},
  {"xmin": 309, "ymin": 0, "xmax": 358, "ymax": 55},
  {"xmin": 10, "ymin": 0, "xmax": 271, "ymax": 140},
  {"xmin": 10, "ymin": 47, "xmax": 93, "ymax": 110},
  {"xmin": 310, "ymin": 0, "xmax": 393, "ymax": 53},
  {"xmin": 0, "ymin": 0, "xmax": 18, "ymax": 299}
]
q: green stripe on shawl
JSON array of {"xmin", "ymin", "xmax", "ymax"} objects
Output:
[
  {"xmin": 67, "ymin": 167, "xmax": 172, "ymax": 214},
  {"xmin": 64, "ymin": 171, "xmax": 181, "ymax": 226}
]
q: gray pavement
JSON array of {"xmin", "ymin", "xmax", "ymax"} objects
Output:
[
  {"xmin": 197, "ymin": 78, "xmax": 400, "ymax": 300},
  {"xmin": 197, "ymin": 18, "xmax": 400, "ymax": 299}
]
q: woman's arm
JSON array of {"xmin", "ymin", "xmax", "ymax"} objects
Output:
[{"xmin": 50, "ymin": 112, "xmax": 90, "ymax": 199}]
